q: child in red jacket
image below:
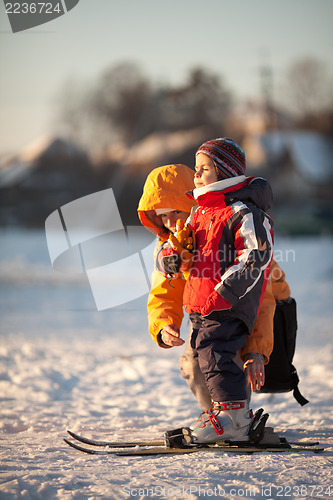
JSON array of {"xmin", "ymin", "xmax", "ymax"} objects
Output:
[{"xmin": 184, "ymin": 138, "xmax": 274, "ymax": 443}]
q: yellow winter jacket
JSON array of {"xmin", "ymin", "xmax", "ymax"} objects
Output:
[{"xmin": 138, "ymin": 164, "xmax": 290, "ymax": 363}]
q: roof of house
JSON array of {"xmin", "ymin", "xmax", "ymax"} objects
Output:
[{"xmin": 258, "ymin": 131, "xmax": 333, "ymax": 183}]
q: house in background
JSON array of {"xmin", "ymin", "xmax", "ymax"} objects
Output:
[
  {"xmin": 243, "ymin": 131, "xmax": 333, "ymax": 234},
  {"xmin": 227, "ymin": 99, "xmax": 333, "ymax": 234},
  {"xmin": 0, "ymin": 127, "xmax": 208, "ymax": 227},
  {"xmin": 0, "ymin": 136, "xmax": 102, "ymax": 226},
  {"xmin": 1, "ymin": 102, "xmax": 332, "ymax": 234}
]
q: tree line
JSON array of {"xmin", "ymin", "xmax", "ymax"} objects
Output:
[{"xmin": 55, "ymin": 56, "xmax": 333, "ymax": 152}]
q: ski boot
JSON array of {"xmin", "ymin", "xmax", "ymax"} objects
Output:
[{"xmin": 187, "ymin": 400, "xmax": 254, "ymax": 444}]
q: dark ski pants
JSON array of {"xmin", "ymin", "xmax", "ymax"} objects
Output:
[{"xmin": 189, "ymin": 313, "xmax": 249, "ymax": 402}]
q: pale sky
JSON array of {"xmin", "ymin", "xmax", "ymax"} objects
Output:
[{"xmin": 1, "ymin": 0, "xmax": 333, "ymax": 155}]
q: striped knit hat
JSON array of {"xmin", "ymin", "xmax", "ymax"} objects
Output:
[{"xmin": 196, "ymin": 137, "xmax": 246, "ymax": 179}]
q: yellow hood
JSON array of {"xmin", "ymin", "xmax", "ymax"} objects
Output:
[{"xmin": 138, "ymin": 164, "xmax": 197, "ymax": 239}]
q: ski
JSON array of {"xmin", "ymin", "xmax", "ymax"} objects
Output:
[
  {"xmin": 66, "ymin": 430, "xmax": 165, "ymax": 448},
  {"xmin": 288, "ymin": 441, "xmax": 320, "ymax": 446},
  {"xmin": 66, "ymin": 429, "xmax": 321, "ymax": 450},
  {"xmin": 112, "ymin": 444, "xmax": 325, "ymax": 456},
  {"xmin": 63, "ymin": 438, "xmax": 324, "ymax": 456}
]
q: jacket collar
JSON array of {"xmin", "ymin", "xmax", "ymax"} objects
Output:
[{"xmin": 192, "ymin": 175, "xmax": 247, "ymax": 200}]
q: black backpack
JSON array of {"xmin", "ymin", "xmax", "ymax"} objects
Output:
[{"xmin": 259, "ymin": 297, "xmax": 309, "ymax": 406}]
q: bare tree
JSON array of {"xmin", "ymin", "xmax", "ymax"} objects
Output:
[
  {"xmin": 285, "ymin": 57, "xmax": 333, "ymax": 117},
  {"xmin": 163, "ymin": 67, "xmax": 232, "ymax": 133},
  {"xmin": 89, "ymin": 62, "xmax": 155, "ymax": 144},
  {"xmin": 53, "ymin": 77, "xmax": 93, "ymax": 146},
  {"xmin": 55, "ymin": 63, "xmax": 157, "ymax": 149},
  {"xmin": 55, "ymin": 63, "xmax": 233, "ymax": 150}
]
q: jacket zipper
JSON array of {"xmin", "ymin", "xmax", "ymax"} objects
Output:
[
  {"xmin": 208, "ymin": 217, "xmax": 215, "ymax": 231},
  {"xmin": 202, "ymin": 216, "xmax": 215, "ymax": 256}
]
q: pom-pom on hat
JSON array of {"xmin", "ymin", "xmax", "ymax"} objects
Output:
[{"xmin": 196, "ymin": 137, "xmax": 246, "ymax": 179}]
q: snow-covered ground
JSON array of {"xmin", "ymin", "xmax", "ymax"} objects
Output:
[{"xmin": 0, "ymin": 229, "xmax": 332, "ymax": 500}]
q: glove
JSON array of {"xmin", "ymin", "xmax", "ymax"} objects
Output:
[
  {"xmin": 201, "ymin": 290, "xmax": 232, "ymax": 317},
  {"xmin": 168, "ymin": 219, "xmax": 195, "ymax": 272}
]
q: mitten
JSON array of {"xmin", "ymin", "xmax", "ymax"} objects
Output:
[
  {"xmin": 156, "ymin": 243, "xmax": 181, "ymax": 277},
  {"xmin": 168, "ymin": 219, "xmax": 195, "ymax": 271}
]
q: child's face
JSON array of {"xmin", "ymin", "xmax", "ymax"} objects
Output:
[
  {"xmin": 194, "ymin": 153, "xmax": 218, "ymax": 188},
  {"xmin": 160, "ymin": 210, "xmax": 189, "ymax": 234}
]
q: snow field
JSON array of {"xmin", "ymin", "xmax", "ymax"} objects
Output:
[{"xmin": 0, "ymin": 232, "xmax": 332, "ymax": 499}]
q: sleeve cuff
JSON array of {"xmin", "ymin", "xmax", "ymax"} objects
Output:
[{"xmin": 157, "ymin": 331, "xmax": 171, "ymax": 349}]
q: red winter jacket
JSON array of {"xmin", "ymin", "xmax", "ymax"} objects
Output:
[{"xmin": 183, "ymin": 176, "xmax": 274, "ymax": 334}]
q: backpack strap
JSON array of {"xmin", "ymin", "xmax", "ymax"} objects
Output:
[{"xmin": 293, "ymin": 386, "xmax": 309, "ymax": 406}]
